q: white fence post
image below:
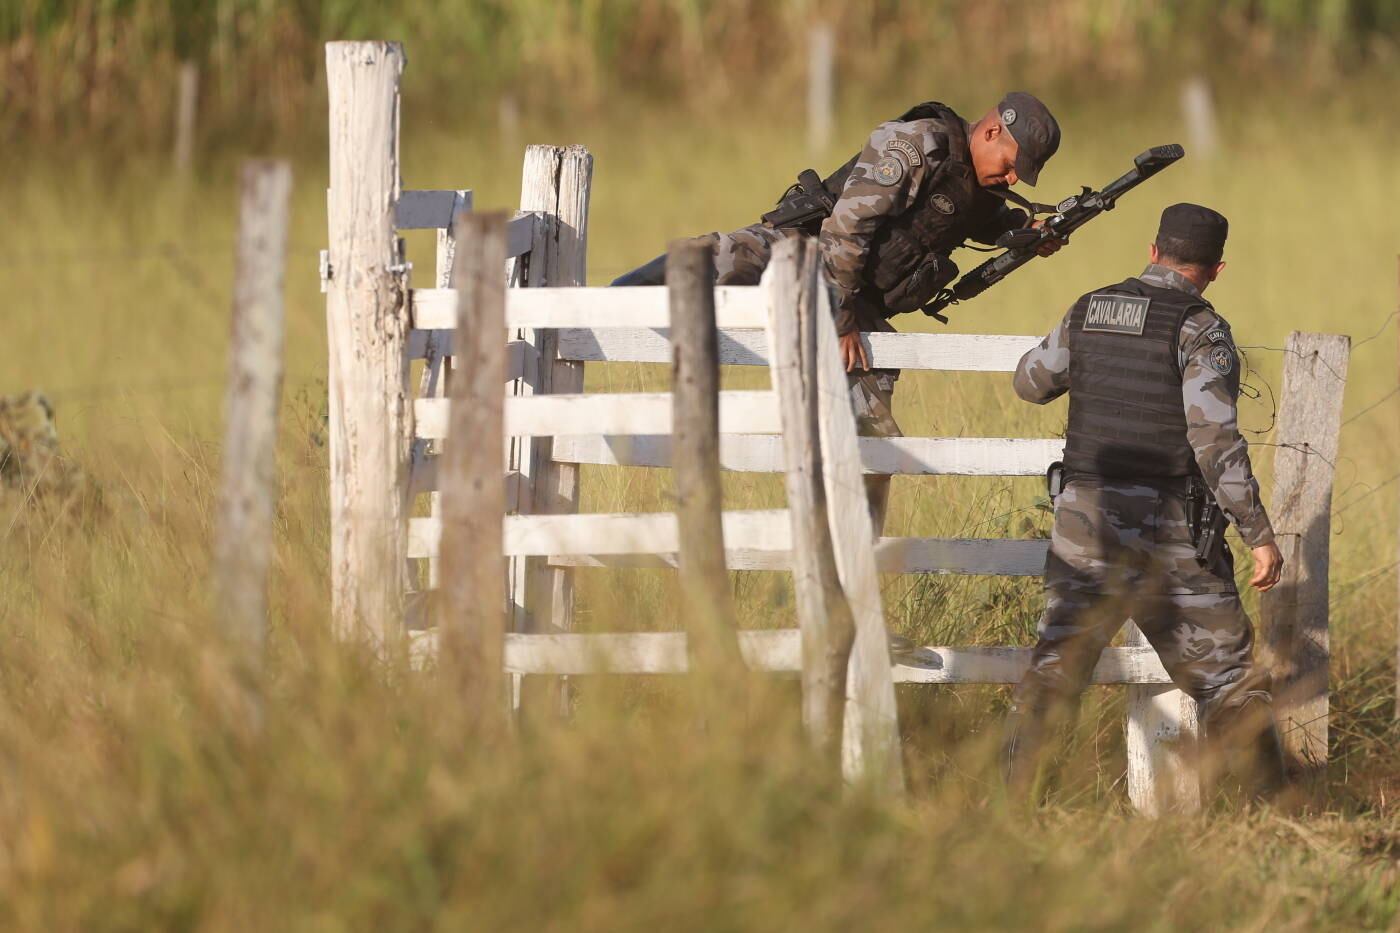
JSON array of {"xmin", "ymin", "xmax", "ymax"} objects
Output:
[
  {"xmin": 214, "ymin": 159, "xmax": 292, "ymax": 662},
  {"xmin": 807, "ymin": 23, "xmax": 834, "ymax": 155},
  {"xmin": 515, "ymin": 146, "xmax": 593, "ymax": 637},
  {"xmin": 1123, "ymin": 623, "xmax": 1200, "ymax": 815},
  {"xmin": 417, "ymin": 189, "xmax": 473, "ymax": 589},
  {"xmin": 325, "ymin": 41, "xmax": 411, "ymax": 647},
  {"xmin": 174, "ymin": 61, "xmax": 199, "ymax": 174},
  {"xmin": 1180, "ymin": 77, "xmax": 1218, "ymax": 160}
]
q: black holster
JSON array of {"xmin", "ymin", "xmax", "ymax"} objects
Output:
[{"xmin": 1186, "ymin": 476, "xmax": 1227, "ymax": 566}]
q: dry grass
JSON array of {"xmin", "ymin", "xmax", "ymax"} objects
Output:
[{"xmin": 0, "ymin": 79, "xmax": 1398, "ymax": 928}]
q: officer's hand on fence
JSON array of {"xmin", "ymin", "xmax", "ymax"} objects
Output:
[
  {"xmin": 1029, "ymin": 219, "xmax": 1067, "ymax": 257},
  {"xmin": 1249, "ymin": 542, "xmax": 1284, "ymax": 592},
  {"xmin": 840, "ymin": 331, "xmax": 870, "ymax": 372}
]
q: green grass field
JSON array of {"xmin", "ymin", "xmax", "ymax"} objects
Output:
[{"xmin": 1, "ymin": 82, "xmax": 1399, "ymax": 928}]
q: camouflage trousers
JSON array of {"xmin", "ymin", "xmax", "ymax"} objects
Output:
[
  {"xmin": 608, "ymin": 223, "xmax": 787, "ymax": 288},
  {"xmin": 1003, "ymin": 477, "xmax": 1281, "ymax": 793},
  {"xmin": 611, "ymin": 225, "xmax": 903, "ymax": 531}
]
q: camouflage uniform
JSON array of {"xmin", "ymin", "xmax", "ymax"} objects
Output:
[
  {"xmin": 661, "ymin": 110, "xmax": 1030, "ymax": 527},
  {"xmin": 1004, "ymin": 263, "xmax": 1279, "ymax": 791}
]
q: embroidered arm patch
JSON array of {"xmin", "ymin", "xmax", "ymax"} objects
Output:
[
  {"xmin": 1208, "ymin": 345, "xmax": 1235, "ymax": 375},
  {"xmin": 872, "ymin": 157, "xmax": 904, "ymax": 186},
  {"xmin": 885, "ymin": 138, "xmax": 923, "ymax": 168}
]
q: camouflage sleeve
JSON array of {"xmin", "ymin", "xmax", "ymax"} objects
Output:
[
  {"xmin": 819, "ymin": 121, "xmax": 941, "ymax": 335},
  {"xmin": 1012, "ymin": 308, "xmax": 1072, "ymax": 403},
  {"xmin": 1179, "ymin": 310, "xmax": 1275, "ymax": 547}
]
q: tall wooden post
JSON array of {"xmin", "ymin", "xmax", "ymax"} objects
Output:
[
  {"xmin": 515, "ymin": 146, "xmax": 592, "ymax": 645},
  {"xmin": 1396, "ymin": 257, "xmax": 1400, "ymax": 721},
  {"xmin": 806, "ymin": 23, "xmax": 834, "ymax": 154},
  {"xmin": 668, "ymin": 239, "xmax": 744, "ymax": 683},
  {"xmin": 214, "ymin": 159, "xmax": 292, "ymax": 661},
  {"xmin": 325, "ymin": 41, "xmax": 411, "ymax": 647},
  {"xmin": 765, "ymin": 237, "xmax": 856, "ymax": 761},
  {"xmin": 174, "ymin": 61, "xmax": 199, "ymax": 173},
  {"xmin": 807, "ymin": 266, "xmax": 903, "ymax": 795},
  {"xmin": 417, "ymin": 190, "xmax": 473, "ymax": 589},
  {"xmin": 1123, "ymin": 622, "xmax": 1200, "ymax": 815},
  {"xmin": 1262, "ymin": 331, "xmax": 1350, "ymax": 772},
  {"xmin": 1180, "ymin": 77, "xmax": 1219, "ymax": 160},
  {"xmin": 437, "ymin": 213, "xmax": 509, "ymax": 722}
]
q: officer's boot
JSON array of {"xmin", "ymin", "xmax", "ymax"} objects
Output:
[
  {"xmin": 999, "ymin": 690, "xmax": 1070, "ymax": 807},
  {"xmin": 1202, "ymin": 696, "xmax": 1290, "ymax": 805},
  {"xmin": 610, "ymin": 252, "xmax": 668, "ymax": 287}
]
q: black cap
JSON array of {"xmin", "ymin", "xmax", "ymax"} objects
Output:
[
  {"xmin": 1156, "ymin": 203, "xmax": 1228, "ymax": 256},
  {"xmin": 997, "ymin": 91, "xmax": 1060, "ymax": 186}
]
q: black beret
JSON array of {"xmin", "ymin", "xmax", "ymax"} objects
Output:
[{"xmin": 1156, "ymin": 203, "xmax": 1228, "ymax": 254}]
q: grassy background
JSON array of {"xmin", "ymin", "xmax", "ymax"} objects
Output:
[{"xmin": 2, "ymin": 2, "xmax": 1400, "ymax": 928}]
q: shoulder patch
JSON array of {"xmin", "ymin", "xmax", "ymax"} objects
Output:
[
  {"xmin": 885, "ymin": 138, "xmax": 923, "ymax": 168},
  {"xmin": 930, "ymin": 193, "xmax": 955, "ymax": 215},
  {"xmin": 872, "ymin": 156, "xmax": 905, "ymax": 187},
  {"xmin": 1208, "ymin": 345, "xmax": 1235, "ymax": 375},
  {"xmin": 1082, "ymin": 293, "xmax": 1150, "ymax": 335},
  {"xmin": 1204, "ymin": 328, "xmax": 1232, "ymax": 346}
]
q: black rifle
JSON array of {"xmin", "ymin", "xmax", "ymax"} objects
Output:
[{"xmin": 922, "ymin": 144, "xmax": 1185, "ymax": 321}]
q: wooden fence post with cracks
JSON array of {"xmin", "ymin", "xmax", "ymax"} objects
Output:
[
  {"xmin": 808, "ymin": 266, "xmax": 904, "ymax": 796},
  {"xmin": 325, "ymin": 41, "xmax": 411, "ymax": 648},
  {"xmin": 1262, "ymin": 331, "xmax": 1350, "ymax": 774},
  {"xmin": 213, "ymin": 159, "xmax": 292, "ymax": 663},
  {"xmin": 515, "ymin": 145, "xmax": 592, "ymax": 710},
  {"xmin": 766, "ymin": 237, "xmax": 856, "ymax": 762},
  {"xmin": 437, "ymin": 213, "xmax": 509, "ymax": 723},
  {"xmin": 669, "ymin": 239, "xmax": 745, "ymax": 690}
]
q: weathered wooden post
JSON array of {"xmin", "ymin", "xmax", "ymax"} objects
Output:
[
  {"xmin": 807, "ymin": 22, "xmax": 834, "ymax": 154},
  {"xmin": 437, "ymin": 213, "xmax": 509, "ymax": 721},
  {"xmin": 416, "ymin": 190, "xmax": 473, "ymax": 589},
  {"xmin": 213, "ymin": 159, "xmax": 292, "ymax": 661},
  {"xmin": 1262, "ymin": 331, "xmax": 1350, "ymax": 773},
  {"xmin": 1179, "ymin": 77, "xmax": 1219, "ymax": 160},
  {"xmin": 514, "ymin": 146, "xmax": 592, "ymax": 706},
  {"xmin": 325, "ymin": 41, "xmax": 412, "ymax": 647},
  {"xmin": 174, "ymin": 61, "xmax": 199, "ymax": 174},
  {"xmin": 668, "ymin": 238, "xmax": 745, "ymax": 683},
  {"xmin": 765, "ymin": 237, "xmax": 857, "ymax": 761},
  {"xmin": 805, "ymin": 264, "xmax": 904, "ymax": 795},
  {"xmin": 1123, "ymin": 622, "xmax": 1200, "ymax": 816}
]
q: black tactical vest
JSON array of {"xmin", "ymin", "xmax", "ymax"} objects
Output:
[
  {"xmin": 818, "ymin": 102, "xmax": 992, "ymax": 315},
  {"xmin": 1063, "ymin": 278, "xmax": 1208, "ymax": 480}
]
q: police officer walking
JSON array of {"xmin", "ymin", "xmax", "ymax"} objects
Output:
[
  {"xmin": 613, "ymin": 92, "xmax": 1064, "ymax": 526},
  {"xmin": 1003, "ymin": 203, "xmax": 1287, "ymax": 801}
]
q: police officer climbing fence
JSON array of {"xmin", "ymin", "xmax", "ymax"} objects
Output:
[
  {"xmin": 1003, "ymin": 203, "xmax": 1288, "ymax": 803},
  {"xmin": 613, "ymin": 92, "xmax": 1064, "ymax": 529}
]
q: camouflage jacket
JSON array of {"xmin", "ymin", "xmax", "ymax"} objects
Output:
[
  {"xmin": 1013, "ymin": 263, "xmax": 1275, "ymax": 547},
  {"xmin": 817, "ymin": 107, "xmax": 1028, "ymax": 335}
]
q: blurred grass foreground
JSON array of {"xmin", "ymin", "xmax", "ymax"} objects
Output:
[{"xmin": 2, "ymin": 1, "xmax": 1400, "ymax": 929}]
